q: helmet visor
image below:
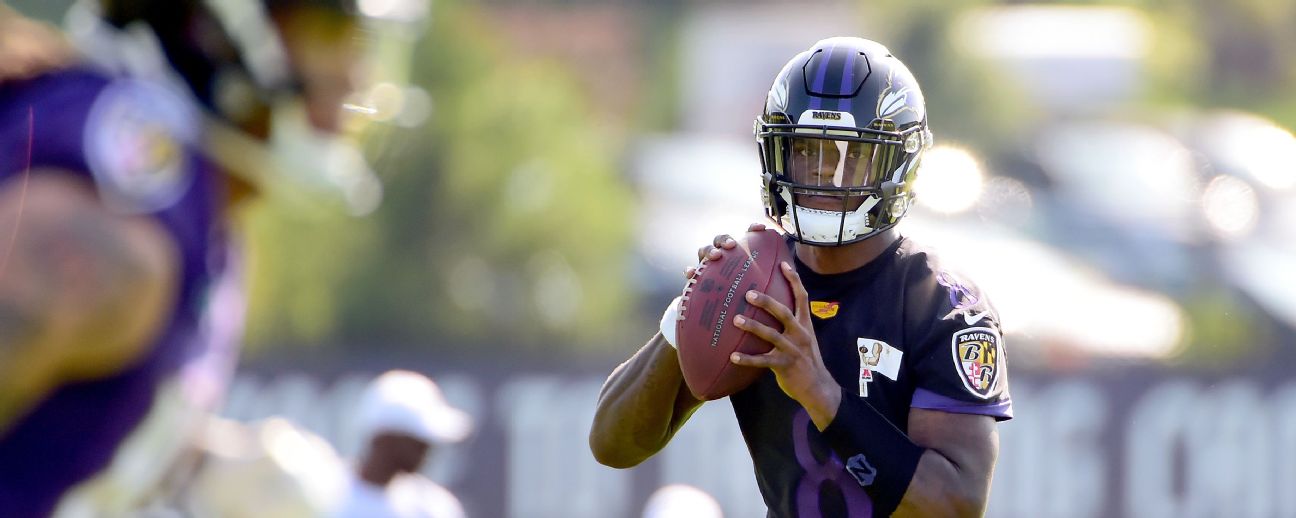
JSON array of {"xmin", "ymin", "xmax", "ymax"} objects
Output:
[{"xmin": 783, "ymin": 135, "xmax": 900, "ymax": 189}]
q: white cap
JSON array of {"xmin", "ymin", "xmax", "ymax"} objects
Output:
[
  {"xmin": 642, "ymin": 484, "xmax": 724, "ymax": 518},
  {"xmin": 356, "ymin": 370, "xmax": 472, "ymax": 445}
]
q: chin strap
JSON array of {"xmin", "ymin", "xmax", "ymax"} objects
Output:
[{"xmin": 779, "ymin": 193, "xmax": 881, "ymax": 246}]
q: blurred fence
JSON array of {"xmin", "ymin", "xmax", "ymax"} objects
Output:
[{"xmin": 225, "ymin": 354, "xmax": 1296, "ymax": 518}]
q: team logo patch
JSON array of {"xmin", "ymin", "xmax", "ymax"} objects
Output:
[
  {"xmin": 876, "ymin": 68, "xmax": 925, "ymax": 121},
  {"xmin": 84, "ymin": 79, "xmax": 196, "ymax": 214},
  {"xmin": 810, "ymin": 301, "xmax": 840, "ymax": 319},
  {"xmin": 769, "ymin": 81, "xmax": 788, "ymax": 112},
  {"xmin": 951, "ymin": 327, "xmax": 1002, "ymax": 399}
]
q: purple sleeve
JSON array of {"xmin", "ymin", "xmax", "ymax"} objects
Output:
[{"xmin": 911, "ymin": 387, "xmax": 1013, "ymax": 421}]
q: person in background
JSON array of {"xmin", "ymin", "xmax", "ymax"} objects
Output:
[
  {"xmin": 642, "ymin": 484, "xmax": 724, "ymax": 518},
  {"xmin": 335, "ymin": 370, "xmax": 473, "ymax": 518}
]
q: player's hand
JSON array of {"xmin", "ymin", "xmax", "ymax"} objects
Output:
[
  {"xmin": 683, "ymin": 223, "xmax": 767, "ymax": 279},
  {"xmin": 0, "ymin": 13, "xmax": 75, "ymax": 84},
  {"xmin": 728, "ymin": 261, "xmax": 841, "ymax": 430}
]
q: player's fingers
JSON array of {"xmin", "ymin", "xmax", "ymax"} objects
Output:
[
  {"xmin": 733, "ymin": 313, "xmax": 793, "ymax": 352},
  {"xmin": 712, "ymin": 234, "xmax": 737, "ymax": 250},
  {"xmin": 744, "ymin": 289, "xmax": 795, "ymax": 328},
  {"xmin": 693, "ymin": 245, "xmax": 713, "ymax": 262},
  {"xmin": 730, "ymin": 350, "xmax": 785, "ymax": 368},
  {"xmin": 781, "ymin": 262, "xmax": 810, "ymax": 319},
  {"xmin": 747, "ymin": 222, "xmax": 767, "ymax": 232},
  {"xmin": 696, "ymin": 246, "xmax": 725, "ymax": 263},
  {"xmin": 683, "ymin": 265, "xmax": 697, "ymax": 279}
]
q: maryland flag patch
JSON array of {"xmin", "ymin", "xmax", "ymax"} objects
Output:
[{"xmin": 951, "ymin": 327, "xmax": 1003, "ymax": 399}]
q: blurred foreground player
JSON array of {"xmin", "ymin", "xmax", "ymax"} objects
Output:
[
  {"xmin": 0, "ymin": 1, "xmax": 374, "ymax": 515},
  {"xmin": 591, "ymin": 38, "xmax": 1013, "ymax": 517},
  {"xmin": 335, "ymin": 370, "xmax": 473, "ymax": 518}
]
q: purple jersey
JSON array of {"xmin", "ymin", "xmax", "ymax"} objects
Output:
[
  {"xmin": 729, "ymin": 236, "xmax": 1012, "ymax": 518},
  {"xmin": 0, "ymin": 67, "xmax": 242, "ymax": 516}
]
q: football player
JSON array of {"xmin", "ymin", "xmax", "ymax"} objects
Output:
[
  {"xmin": 591, "ymin": 37, "xmax": 1012, "ymax": 517},
  {"xmin": 335, "ymin": 370, "xmax": 473, "ymax": 518},
  {"xmin": 0, "ymin": 0, "xmax": 373, "ymax": 515}
]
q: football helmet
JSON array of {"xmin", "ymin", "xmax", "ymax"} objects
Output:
[
  {"xmin": 755, "ymin": 37, "xmax": 933, "ymax": 246},
  {"xmin": 69, "ymin": 0, "xmax": 387, "ymax": 214}
]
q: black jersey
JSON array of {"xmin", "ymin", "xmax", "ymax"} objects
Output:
[{"xmin": 730, "ymin": 236, "xmax": 1013, "ymax": 518}]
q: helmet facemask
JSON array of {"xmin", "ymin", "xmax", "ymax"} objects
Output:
[{"xmin": 757, "ymin": 113, "xmax": 927, "ymax": 246}]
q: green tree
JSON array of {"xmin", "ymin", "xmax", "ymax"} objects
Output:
[{"xmin": 243, "ymin": 0, "xmax": 635, "ymax": 353}]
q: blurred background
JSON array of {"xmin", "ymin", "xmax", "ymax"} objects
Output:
[{"xmin": 11, "ymin": 0, "xmax": 1296, "ymax": 516}]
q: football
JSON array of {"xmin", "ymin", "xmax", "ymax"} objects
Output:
[{"xmin": 676, "ymin": 229, "xmax": 795, "ymax": 400}]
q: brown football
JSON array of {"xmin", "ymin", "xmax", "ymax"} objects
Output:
[{"xmin": 676, "ymin": 229, "xmax": 795, "ymax": 400}]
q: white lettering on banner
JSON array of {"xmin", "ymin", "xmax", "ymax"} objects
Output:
[
  {"xmin": 987, "ymin": 380, "xmax": 1106, "ymax": 518},
  {"xmin": 1046, "ymin": 381, "xmax": 1107, "ymax": 518},
  {"xmin": 222, "ymin": 373, "xmax": 360, "ymax": 448},
  {"xmin": 220, "ymin": 373, "xmax": 480, "ymax": 486},
  {"xmin": 219, "ymin": 371, "xmax": 1296, "ymax": 518},
  {"xmin": 1197, "ymin": 382, "xmax": 1272, "ymax": 518},
  {"xmin": 659, "ymin": 402, "xmax": 766, "ymax": 518},
  {"xmin": 1124, "ymin": 381, "xmax": 1282, "ymax": 518},
  {"xmin": 985, "ymin": 381, "xmax": 1030, "ymax": 518},
  {"xmin": 496, "ymin": 378, "xmax": 631, "ymax": 518},
  {"xmin": 1276, "ymin": 384, "xmax": 1296, "ymax": 518},
  {"xmin": 1125, "ymin": 381, "xmax": 1201, "ymax": 518}
]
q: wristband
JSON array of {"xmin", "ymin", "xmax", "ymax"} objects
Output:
[
  {"xmin": 820, "ymin": 387, "xmax": 924, "ymax": 516},
  {"xmin": 659, "ymin": 296, "xmax": 682, "ymax": 349}
]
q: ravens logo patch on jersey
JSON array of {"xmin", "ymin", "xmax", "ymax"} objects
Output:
[{"xmin": 951, "ymin": 327, "xmax": 1002, "ymax": 399}]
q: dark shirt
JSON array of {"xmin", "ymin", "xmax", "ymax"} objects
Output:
[{"xmin": 731, "ymin": 236, "xmax": 1012, "ymax": 518}]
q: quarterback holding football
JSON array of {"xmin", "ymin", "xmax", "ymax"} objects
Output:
[{"xmin": 591, "ymin": 37, "xmax": 1012, "ymax": 518}]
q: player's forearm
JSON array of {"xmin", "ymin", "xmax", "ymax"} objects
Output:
[
  {"xmin": 0, "ymin": 343, "xmax": 59, "ymax": 435},
  {"xmin": 815, "ymin": 387, "xmax": 925, "ymax": 515},
  {"xmin": 0, "ymin": 292, "xmax": 59, "ymax": 433},
  {"xmin": 892, "ymin": 450, "xmax": 991, "ymax": 518},
  {"xmin": 589, "ymin": 333, "xmax": 700, "ymax": 468},
  {"xmin": 0, "ymin": 297, "xmax": 37, "ymax": 347},
  {"xmin": 802, "ymin": 377, "xmax": 842, "ymax": 431},
  {"xmin": 893, "ymin": 409, "xmax": 999, "ymax": 517},
  {"xmin": 0, "ymin": 174, "xmax": 178, "ymax": 429},
  {"xmin": 0, "ymin": 256, "xmax": 52, "ymax": 432}
]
